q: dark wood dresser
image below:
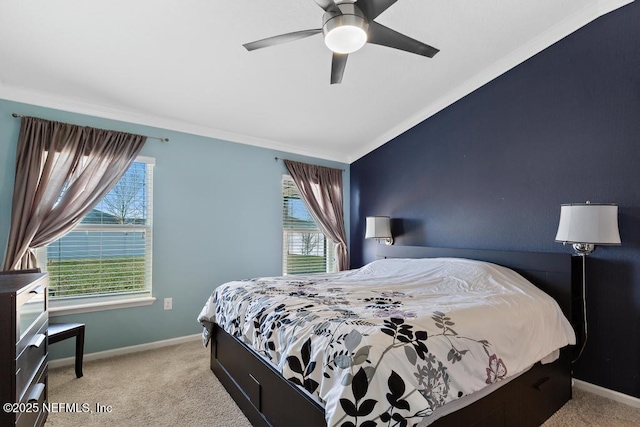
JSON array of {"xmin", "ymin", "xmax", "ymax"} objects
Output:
[{"xmin": 0, "ymin": 272, "xmax": 49, "ymax": 427}]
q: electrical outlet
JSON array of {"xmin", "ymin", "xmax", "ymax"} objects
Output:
[{"xmin": 163, "ymin": 297, "xmax": 172, "ymax": 310}]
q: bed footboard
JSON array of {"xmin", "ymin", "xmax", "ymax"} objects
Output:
[
  {"xmin": 211, "ymin": 324, "xmax": 325, "ymax": 427},
  {"xmin": 211, "ymin": 324, "xmax": 571, "ymax": 427}
]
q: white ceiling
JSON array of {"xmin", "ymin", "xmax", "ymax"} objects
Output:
[{"xmin": 0, "ymin": 0, "xmax": 631, "ymax": 163}]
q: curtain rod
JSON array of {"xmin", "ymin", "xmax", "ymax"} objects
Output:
[
  {"xmin": 11, "ymin": 113, "xmax": 169, "ymax": 142},
  {"xmin": 274, "ymin": 157, "xmax": 345, "ymax": 172}
]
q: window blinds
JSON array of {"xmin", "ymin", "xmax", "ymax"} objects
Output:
[
  {"xmin": 282, "ymin": 175, "xmax": 335, "ymax": 275},
  {"xmin": 43, "ymin": 158, "xmax": 154, "ymax": 299}
]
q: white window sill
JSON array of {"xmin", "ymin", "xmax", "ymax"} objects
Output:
[{"xmin": 49, "ymin": 295, "xmax": 156, "ymax": 317}]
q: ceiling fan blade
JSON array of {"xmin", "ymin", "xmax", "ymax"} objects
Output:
[
  {"xmin": 367, "ymin": 21, "xmax": 439, "ymax": 58},
  {"xmin": 356, "ymin": 0, "xmax": 398, "ymax": 21},
  {"xmin": 331, "ymin": 53, "xmax": 348, "ymax": 84},
  {"xmin": 312, "ymin": 0, "xmax": 341, "ymax": 14},
  {"xmin": 243, "ymin": 29, "xmax": 322, "ymax": 51}
]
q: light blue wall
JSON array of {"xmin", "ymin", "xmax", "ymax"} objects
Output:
[{"xmin": 0, "ymin": 98, "xmax": 350, "ymax": 359}]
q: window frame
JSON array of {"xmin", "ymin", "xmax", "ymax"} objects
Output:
[
  {"xmin": 38, "ymin": 155, "xmax": 156, "ymax": 316},
  {"xmin": 281, "ymin": 174, "xmax": 336, "ymax": 276}
]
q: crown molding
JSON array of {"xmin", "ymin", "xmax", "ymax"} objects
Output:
[{"xmin": 0, "ymin": 84, "xmax": 350, "ymax": 164}]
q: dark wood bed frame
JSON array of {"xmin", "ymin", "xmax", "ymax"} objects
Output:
[{"xmin": 210, "ymin": 246, "xmax": 578, "ymax": 427}]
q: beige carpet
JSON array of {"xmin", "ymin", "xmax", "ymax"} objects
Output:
[
  {"xmin": 46, "ymin": 340, "xmax": 251, "ymax": 427},
  {"xmin": 542, "ymin": 388, "xmax": 639, "ymax": 427},
  {"xmin": 46, "ymin": 340, "xmax": 640, "ymax": 427}
]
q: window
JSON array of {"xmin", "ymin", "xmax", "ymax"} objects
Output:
[
  {"xmin": 282, "ymin": 175, "xmax": 336, "ymax": 275},
  {"xmin": 38, "ymin": 157, "xmax": 154, "ymax": 304}
]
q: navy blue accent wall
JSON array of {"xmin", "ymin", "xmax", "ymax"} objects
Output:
[{"xmin": 350, "ymin": 4, "xmax": 640, "ymax": 398}]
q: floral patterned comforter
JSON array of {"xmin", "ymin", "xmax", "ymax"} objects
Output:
[{"xmin": 198, "ymin": 258, "xmax": 575, "ymax": 427}]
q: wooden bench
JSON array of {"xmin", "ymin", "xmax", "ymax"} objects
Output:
[{"xmin": 48, "ymin": 323, "xmax": 85, "ymax": 378}]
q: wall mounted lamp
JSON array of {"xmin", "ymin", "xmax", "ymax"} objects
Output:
[
  {"xmin": 365, "ymin": 216, "xmax": 393, "ymax": 245},
  {"xmin": 555, "ymin": 201, "xmax": 621, "ymax": 362},
  {"xmin": 555, "ymin": 202, "xmax": 621, "ymax": 255}
]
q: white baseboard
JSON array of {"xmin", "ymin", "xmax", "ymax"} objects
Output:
[
  {"xmin": 49, "ymin": 333, "xmax": 202, "ymax": 369},
  {"xmin": 573, "ymin": 379, "xmax": 640, "ymax": 409}
]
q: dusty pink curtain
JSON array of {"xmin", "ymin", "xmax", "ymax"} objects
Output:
[
  {"xmin": 2, "ymin": 117, "xmax": 146, "ymax": 271},
  {"xmin": 283, "ymin": 160, "xmax": 349, "ymax": 271}
]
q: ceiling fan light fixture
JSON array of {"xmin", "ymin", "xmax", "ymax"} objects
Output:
[
  {"xmin": 324, "ymin": 25, "xmax": 367, "ymax": 53},
  {"xmin": 322, "ymin": 4, "xmax": 368, "ymax": 54},
  {"xmin": 243, "ymin": 1, "xmax": 439, "ymax": 84}
]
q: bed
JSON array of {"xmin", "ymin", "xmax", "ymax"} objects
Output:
[{"xmin": 199, "ymin": 245, "xmax": 577, "ymax": 427}]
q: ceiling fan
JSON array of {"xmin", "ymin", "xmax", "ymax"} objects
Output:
[{"xmin": 243, "ymin": 0, "xmax": 439, "ymax": 84}]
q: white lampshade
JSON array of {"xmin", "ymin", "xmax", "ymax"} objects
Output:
[
  {"xmin": 322, "ymin": 5, "xmax": 369, "ymax": 54},
  {"xmin": 365, "ymin": 216, "xmax": 392, "ymax": 239},
  {"xmin": 324, "ymin": 25, "xmax": 367, "ymax": 54},
  {"xmin": 555, "ymin": 203, "xmax": 621, "ymax": 245}
]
